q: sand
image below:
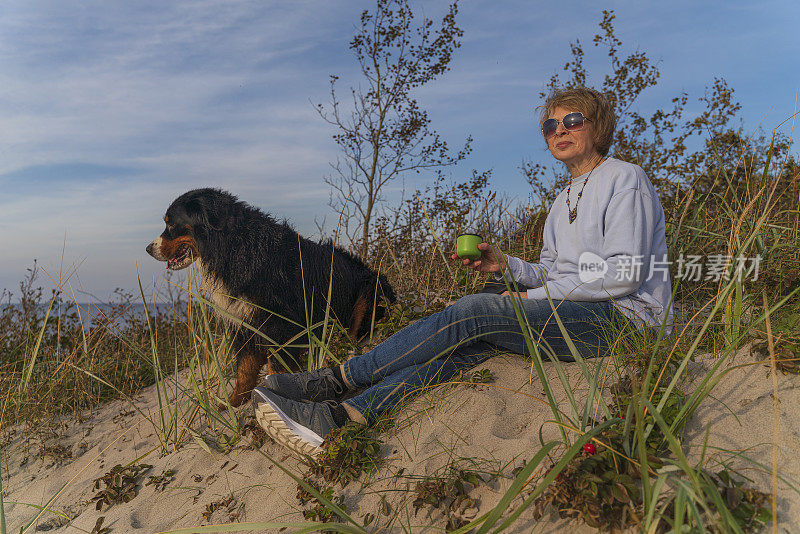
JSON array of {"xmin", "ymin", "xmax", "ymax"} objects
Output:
[{"xmin": 3, "ymin": 343, "xmax": 798, "ymax": 533}]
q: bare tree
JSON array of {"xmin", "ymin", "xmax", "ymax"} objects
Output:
[
  {"xmin": 525, "ymin": 10, "xmax": 744, "ymax": 205},
  {"xmin": 316, "ymin": 0, "xmax": 472, "ymax": 257}
]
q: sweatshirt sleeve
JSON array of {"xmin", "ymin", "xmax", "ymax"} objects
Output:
[
  {"xmin": 499, "ymin": 253, "xmax": 550, "ymax": 288},
  {"xmin": 494, "ymin": 222, "xmax": 556, "ymax": 288},
  {"xmin": 525, "ymin": 187, "xmax": 654, "ymax": 301}
]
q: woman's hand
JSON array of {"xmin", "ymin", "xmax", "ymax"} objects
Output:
[
  {"xmin": 501, "ymin": 291, "xmax": 528, "ymax": 299},
  {"xmin": 450, "ymin": 242, "xmax": 506, "ymax": 273}
]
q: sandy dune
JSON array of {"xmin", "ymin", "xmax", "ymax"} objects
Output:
[{"xmin": 3, "ymin": 344, "xmax": 797, "ymax": 533}]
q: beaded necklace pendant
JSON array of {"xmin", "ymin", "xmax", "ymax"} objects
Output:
[
  {"xmin": 564, "ymin": 159, "xmax": 604, "ymax": 224},
  {"xmin": 565, "ymin": 175, "xmax": 590, "ymax": 224}
]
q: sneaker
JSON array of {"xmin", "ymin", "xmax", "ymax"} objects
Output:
[
  {"xmin": 260, "ymin": 366, "xmax": 346, "ymax": 402},
  {"xmin": 253, "ymin": 386, "xmax": 340, "ymax": 459}
]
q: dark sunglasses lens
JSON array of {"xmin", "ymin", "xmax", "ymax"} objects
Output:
[
  {"xmin": 542, "ymin": 119, "xmax": 558, "ymax": 137},
  {"xmin": 563, "ymin": 112, "xmax": 585, "ymax": 131}
]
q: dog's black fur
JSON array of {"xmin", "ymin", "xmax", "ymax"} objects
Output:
[{"xmin": 146, "ymin": 188, "xmax": 395, "ymax": 406}]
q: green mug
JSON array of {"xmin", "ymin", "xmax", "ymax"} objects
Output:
[{"xmin": 456, "ymin": 233, "xmax": 483, "ymax": 260}]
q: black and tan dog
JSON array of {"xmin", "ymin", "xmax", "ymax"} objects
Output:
[{"xmin": 146, "ymin": 188, "xmax": 395, "ymax": 406}]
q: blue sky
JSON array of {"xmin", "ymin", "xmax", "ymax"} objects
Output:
[{"xmin": 1, "ymin": 0, "xmax": 798, "ymax": 300}]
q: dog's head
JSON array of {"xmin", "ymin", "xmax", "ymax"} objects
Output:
[{"xmin": 146, "ymin": 188, "xmax": 234, "ymax": 270}]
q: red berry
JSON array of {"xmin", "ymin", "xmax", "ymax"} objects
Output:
[{"xmin": 583, "ymin": 443, "xmax": 596, "ymax": 455}]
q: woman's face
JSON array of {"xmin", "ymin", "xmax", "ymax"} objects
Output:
[{"xmin": 545, "ymin": 106, "xmax": 600, "ymax": 170}]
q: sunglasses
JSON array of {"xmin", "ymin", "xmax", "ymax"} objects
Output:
[{"xmin": 541, "ymin": 112, "xmax": 592, "ymax": 138}]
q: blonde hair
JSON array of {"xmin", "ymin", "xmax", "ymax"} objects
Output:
[{"xmin": 539, "ymin": 87, "xmax": 616, "ymax": 156}]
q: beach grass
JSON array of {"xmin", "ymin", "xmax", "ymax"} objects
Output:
[{"xmin": 2, "ymin": 127, "xmax": 799, "ymax": 533}]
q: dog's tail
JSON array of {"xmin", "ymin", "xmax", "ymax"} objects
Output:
[{"xmin": 349, "ymin": 272, "xmax": 396, "ymax": 338}]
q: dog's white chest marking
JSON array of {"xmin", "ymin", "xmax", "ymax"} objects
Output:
[{"xmin": 196, "ymin": 261, "xmax": 255, "ymax": 323}]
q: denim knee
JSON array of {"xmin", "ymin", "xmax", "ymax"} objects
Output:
[{"xmin": 448, "ymin": 293, "xmax": 504, "ymax": 320}]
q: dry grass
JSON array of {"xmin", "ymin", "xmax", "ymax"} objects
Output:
[{"xmin": 2, "ymin": 128, "xmax": 799, "ymax": 533}]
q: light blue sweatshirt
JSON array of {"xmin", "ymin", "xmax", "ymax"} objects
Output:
[{"xmin": 500, "ymin": 157, "xmax": 674, "ymax": 335}]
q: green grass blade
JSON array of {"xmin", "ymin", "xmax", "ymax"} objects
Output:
[
  {"xmin": 474, "ymin": 441, "xmax": 559, "ymax": 534},
  {"xmin": 17, "ymin": 481, "xmax": 68, "ymax": 534},
  {"xmin": 479, "ymin": 419, "xmax": 620, "ymax": 533},
  {"xmin": 635, "ymin": 384, "xmax": 652, "ymax": 515},
  {"xmin": 539, "ymin": 286, "xmax": 614, "ymax": 427},
  {"xmin": 254, "ymin": 449, "xmax": 366, "ymax": 531},
  {"xmin": 500, "ymin": 278, "xmax": 571, "ymax": 442},
  {"xmin": 136, "ymin": 270, "xmax": 169, "ymax": 449},
  {"xmin": 421, "ymin": 203, "xmax": 455, "ymax": 280},
  {"xmin": 643, "ymin": 472, "xmax": 669, "ymax": 531},
  {"xmin": 17, "ymin": 296, "xmax": 55, "ymax": 405},
  {"xmin": 699, "ymin": 470, "xmax": 745, "ymax": 534},
  {"xmin": 664, "ymin": 285, "xmax": 800, "ymax": 438}
]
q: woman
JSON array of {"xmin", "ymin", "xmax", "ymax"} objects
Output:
[{"xmin": 252, "ymin": 87, "xmax": 674, "ymax": 458}]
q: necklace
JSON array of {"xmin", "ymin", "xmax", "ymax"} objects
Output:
[{"xmin": 565, "ymin": 159, "xmax": 604, "ymax": 224}]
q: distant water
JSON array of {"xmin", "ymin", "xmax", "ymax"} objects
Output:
[{"xmin": 1, "ymin": 301, "xmax": 184, "ymax": 330}]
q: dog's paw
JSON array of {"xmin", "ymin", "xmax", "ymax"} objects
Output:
[{"xmin": 227, "ymin": 390, "xmax": 251, "ymax": 408}]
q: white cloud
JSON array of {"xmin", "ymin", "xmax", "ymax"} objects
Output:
[{"xmin": 1, "ymin": 0, "xmax": 798, "ymax": 298}]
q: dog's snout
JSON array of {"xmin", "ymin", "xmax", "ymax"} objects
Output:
[{"xmin": 146, "ymin": 236, "xmax": 168, "ymax": 261}]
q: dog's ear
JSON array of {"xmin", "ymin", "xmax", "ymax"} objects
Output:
[{"xmin": 186, "ymin": 196, "xmax": 223, "ymax": 231}]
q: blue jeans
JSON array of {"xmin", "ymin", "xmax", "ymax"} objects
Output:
[{"xmin": 341, "ymin": 293, "xmax": 634, "ymax": 425}]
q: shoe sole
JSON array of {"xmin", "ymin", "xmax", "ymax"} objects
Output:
[{"xmin": 253, "ymin": 388, "xmax": 324, "ymax": 459}]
